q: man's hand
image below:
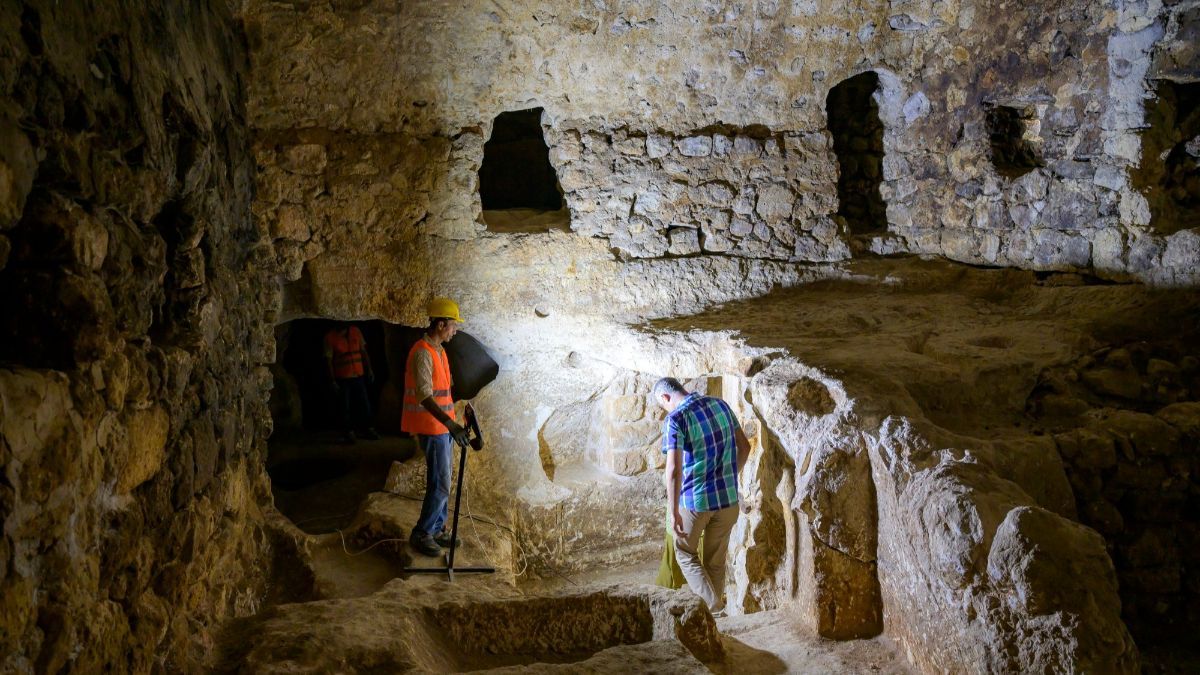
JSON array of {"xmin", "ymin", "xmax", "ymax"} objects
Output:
[
  {"xmin": 447, "ymin": 421, "xmax": 470, "ymax": 447},
  {"xmin": 330, "ymin": 379, "xmax": 341, "ymax": 394},
  {"xmin": 672, "ymin": 510, "xmax": 687, "ymax": 541},
  {"xmin": 366, "ymin": 370, "xmax": 375, "ymax": 384}
]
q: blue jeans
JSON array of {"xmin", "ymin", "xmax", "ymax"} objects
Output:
[{"xmin": 415, "ymin": 433, "xmax": 453, "ymax": 537}]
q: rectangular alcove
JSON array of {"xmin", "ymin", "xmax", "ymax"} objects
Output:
[
  {"xmin": 985, "ymin": 103, "xmax": 1045, "ymax": 179},
  {"xmin": 479, "ymin": 107, "xmax": 571, "ymax": 233}
]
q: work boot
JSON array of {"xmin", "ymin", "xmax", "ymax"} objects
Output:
[
  {"xmin": 434, "ymin": 531, "xmax": 461, "ymax": 548},
  {"xmin": 361, "ymin": 427, "xmax": 380, "ymax": 440},
  {"xmin": 410, "ymin": 532, "xmax": 441, "ymax": 557}
]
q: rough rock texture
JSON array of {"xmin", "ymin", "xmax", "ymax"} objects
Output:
[
  {"xmin": 6, "ymin": 0, "xmax": 1199, "ymax": 672},
  {"xmin": 0, "ymin": 2, "xmax": 279, "ymax": 670},
  {"xmin": 273, "ymin": 226, "xmax": 837, "ymax": 581},
  {"xmin": 1031, "ymin": 342, "xmax": 1200, "ymax": 644},
  {"xmin": 225, "ymin": 580, "xmax": 721, "ymax": 673},
  {"xmin": 652, "ymin": 260, "xmax": 1200, "ymax": 672},
  {"xmin": 243, "ymin": 0, "xmax": 1199, "ymax": 284}
]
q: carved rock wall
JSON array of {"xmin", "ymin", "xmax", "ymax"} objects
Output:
[
  {"xmin": 0, "ymin": 2, "xmax": 278, "ymax": 670},
  {"xmin": 243, "ymin": 0, "xmax": 1199, "ymax": 284},
  {"xmin": 1031, "ymin": 341, "xmax": 1200, "ymax": 644}
]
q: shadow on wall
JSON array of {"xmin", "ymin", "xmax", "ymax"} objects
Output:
[{"xmin": 1132, "ymin": 80, "xmax": 1200, "ymax": 236}]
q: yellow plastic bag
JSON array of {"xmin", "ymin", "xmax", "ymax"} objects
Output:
[{"xmin": 655, "ymin": 512, "xmax": 703, "ymax": 589}]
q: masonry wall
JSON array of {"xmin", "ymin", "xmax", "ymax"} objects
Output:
[
  {"xmin": 0, "ymin": 2, "xmax": 279, "ymax": 670},
  {"xmin": 245, "ymin": 0, "xmax": 1198, "ymax": 286}
]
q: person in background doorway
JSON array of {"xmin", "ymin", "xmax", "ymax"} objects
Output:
[
  {"xmin": 324, "ymin": 323, "xmax": 378, "ymax": 444},
  {"xmin": 653, "ymin": 377, "xmax": 751, "ymax": 615},
  {"xmin": 402, "ymin": 297, "xmax": 471, "ymax": 557}
]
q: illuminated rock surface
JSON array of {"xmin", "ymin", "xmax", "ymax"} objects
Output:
[{"xmin": 2, "ymin": 0, "xmax": 1198, "ymax": 672}]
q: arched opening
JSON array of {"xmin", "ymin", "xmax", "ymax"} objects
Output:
[
  {"xmin": 826, "ymin": 73, "xmax": 887, "ymax": 235},
  {"xmin": 478, "ymin": 107, "xmax": 570, "ymax": 232},
  {"xmin": 1132, "ymin": 80, "xmax": 1200, "ymax": 236},
  {"xmin": 267, "ymin": 319, "xmax": 410, "ymax": 533}
]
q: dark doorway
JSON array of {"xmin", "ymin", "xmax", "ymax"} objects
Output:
[
  {"xmin": 1132, "ymin": 80, "xmax": 1200, "ymax": 236},
  {"xmin": 274, "ymin": 319, "xmax": 389, "ymax": 433},
  {"xmin": 479, "ymin": 107, "xmax": 569, "ymax": 232},
  {"xmin": 266, "ymin": 320, "xmax": 502, "ymax": 533},
  {"xmin": 826, "ymin": 73, "xmax": 886, "ymax": 234}
]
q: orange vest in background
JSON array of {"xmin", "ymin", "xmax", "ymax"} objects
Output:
[
  {"xmin": 326, "ymin": 327, "xmax": 365, "ymax": 379},
  {"xmin": 401, "ymin": 339, "xmax": 456, "ymax": 435}
]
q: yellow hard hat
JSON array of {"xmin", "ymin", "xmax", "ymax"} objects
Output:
[{"xmin": 427, "ymin": 297, "xmax": 463, "ymax": 323}]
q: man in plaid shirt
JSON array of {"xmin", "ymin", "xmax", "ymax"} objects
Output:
[{"xmin": 654, "ymin": 377, "xmax": 751, "ymax": 613}]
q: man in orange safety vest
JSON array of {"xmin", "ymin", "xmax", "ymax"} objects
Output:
[
  {"xmin": 401, "ymin": 297, "xmax": 471, "ymax": 556},
  {"xmin": 324, "ymin": 323, "xmax": 378, "ymax": 444}
]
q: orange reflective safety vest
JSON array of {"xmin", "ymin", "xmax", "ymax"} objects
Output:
[
  {"xmin": 326, "ymin": 327, "xmax": 365, "ymax": 379},
  {"xmin": 401, "ymin": 339, "xmax": 456, "ymax": 435}
]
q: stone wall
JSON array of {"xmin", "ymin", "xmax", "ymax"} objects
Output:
[
  {"xmin": 236, "ymin": 0, "xmax": 1200, "ymax": 671},
  {"xmin": 1032, "ymin": 342, "xmax": 1200, "ymax": 644},
  {"xmin": 876, "ymin": 0, "xmax": 1199, "ymax": 285},
  {"xmin": 0, "ymin": 2, "xmax": 278, "ymax": 670},
  {"xmin": 242, "ymin": 0, "xmax": 1199, "ymax": 285}
]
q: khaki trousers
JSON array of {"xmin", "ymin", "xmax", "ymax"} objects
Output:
[{"xmin": 673, "ymin": 504, "xmax": 739, "ymax": 611}]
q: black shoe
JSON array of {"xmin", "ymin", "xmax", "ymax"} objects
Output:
[
  {"xmin": 434, "ymin": 531, "xmax": 461, "ymax": 548},
  {"xmin": 343, "ymin": 430, "xmax": 357, "ymax": 444},
  {"xmin": 361, "ymin": 428, "xmax": 380, "ymax": 440},
  {"xmin": 410, "ymin": 532, "xmax": 441, "ymax": 557}
]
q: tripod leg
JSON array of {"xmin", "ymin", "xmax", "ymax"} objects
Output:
[{"xmin": 446, "ymin": 439, "xmax": 469, "ymax": 571}]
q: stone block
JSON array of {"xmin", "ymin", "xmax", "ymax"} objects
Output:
[
  {"xmin": 732, "ymin": 136, "xmax": 762, "ymax": 157},
  {"xmin": 676, "ymin": 136, "xmax": 713, "ymax": 157},
  {"xmin": 700, "ymin": 230, "xmax": 732, "ymax": 253},
  {"xmin": 1081, "ymin": 366, "xmax": 1143, "ymax": 399},
  {"xmin": 1032, "ymin": 229, "xmax": 1091, "ymax": 268},
  {"xmin": 712, "ymin": 134, "xmax": 732, "ymax": 156},
  {"xmin": 1093, "ymin": 165, "xmax": 1126, "ymax": 191},
  {"xmin": 1077, "ymin": 431, "xmax": 1118, "ymax": 470},
  {"xmin": 755, "ymin": 184, "xmax": 795, "ymax": 223},
  {"xmin": 1157, "ymin": 402, "xmax": 1200, "ymax": 440},
  {"xmin": 1102, "ymin": 410, "xmax": 1181, "ymax": 458},
  {"xmin": 613, "ymin": 135, "xmax": 646, "ymax": 156},
  {"xmin": 272, "ymin": 204, "xmax": 312, "ymax": 241},
  {"xmin": 647, "ymin": 134, "xmax": 672, "ymax": 159},
  {"xmin": 0, "ymin": 123, "xmax": 36, "ymax": 228},
  {"xmin": 116, "ymin": 406, "xmax": 169, "ymax": 494},
  {"xmin": 668, "ymin": 227, "xmax": 701, "ymax": 255}
]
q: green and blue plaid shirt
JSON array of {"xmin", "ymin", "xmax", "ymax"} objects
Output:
[{"xmin": 662, "ymin": 393, "xmax": 740, "ymax": 512}]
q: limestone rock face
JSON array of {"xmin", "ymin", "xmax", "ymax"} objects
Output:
[
  {"xmin": 242, "ymin": 0, "xmax": 1199, "ymax": 285},
  {"xmin": 0, "ymin": 2, "xmax": 279, "ymax": 670},
  {"xmin": 230, "ymin": 580, "xmax": 722, "ymax": 673},
  {"xmin": 646, "ymin": 261, "xmax": 1195, "ymax": 673},
  {"xmin": 868, "ymin": 421, "xmax": 1137, "ymax": 674}
]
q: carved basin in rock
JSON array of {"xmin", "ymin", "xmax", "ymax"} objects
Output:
[{"xmin": 229, "ymin": 582, "xmax": 721, "ymax": 673}]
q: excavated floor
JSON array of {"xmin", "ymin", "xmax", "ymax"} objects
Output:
[
  {"xmin": 256, "ymin": 435, "xmax": 913, "ymax": 672},
  {"xmin": 652, "ymin": 257, "xmax": 1200, "ymax": 438},
  {"xmin": 649, "ymin": 257, "xmax": 1200, "ymax": 672},
  {"xmin": 248, "ymin": 258, "xmax": 1198, "ymax": 672}
]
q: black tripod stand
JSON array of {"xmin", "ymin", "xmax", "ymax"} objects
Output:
[{"xmin": 404, "ymin": 404, "xmax": 495, "ymax": 582}]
